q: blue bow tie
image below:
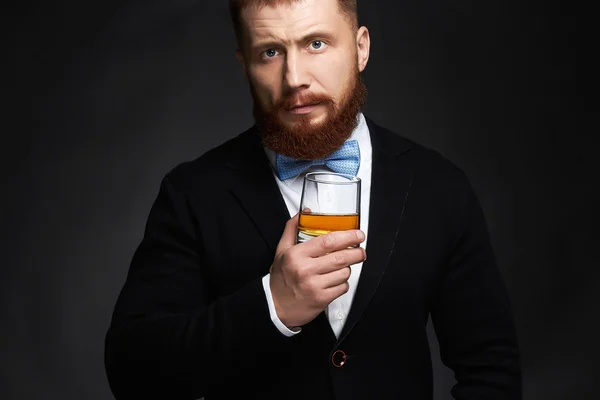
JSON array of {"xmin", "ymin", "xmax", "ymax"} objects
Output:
[{"xmin": 275, "ymin": 140, "xmax": 360, "ymax": 181}]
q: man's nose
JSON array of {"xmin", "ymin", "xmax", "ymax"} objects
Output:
[{"xmin": 283, "ymin": 51, "xmax": 311, "ymax": 92}]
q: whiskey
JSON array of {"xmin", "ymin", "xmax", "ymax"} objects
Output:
[{"xmin": 297, "ymin": 213, "xmax": 360, "ymax": 243}]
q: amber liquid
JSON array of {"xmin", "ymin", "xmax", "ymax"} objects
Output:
[{"xmin": 297, "ymin": 213, "xmax": 360, "ymax": 243}]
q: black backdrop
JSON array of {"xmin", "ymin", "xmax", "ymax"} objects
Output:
[{"xmin": 4, "ymin": 1, "xmax": 591, "ymax": 399}]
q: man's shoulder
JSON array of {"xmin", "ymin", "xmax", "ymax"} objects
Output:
[
  {"xmin": 163, "ymin": 125, "xmax": 260, "ymax": 189},
  {"xmin": 370, "ymin": 120, "xmax": 477, "ymax": 211},
  {"xmin": 368, "ymin": 118, "xmax": 467, "ymax": 182}
]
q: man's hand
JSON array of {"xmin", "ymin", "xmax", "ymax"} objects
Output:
[{"xmin": 269, "ymin": 214, "xmax": 367, "ymax": 329}]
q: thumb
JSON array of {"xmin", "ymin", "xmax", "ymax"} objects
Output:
[{"xmin": 276, "ymin": 212, "xmax": 300, "ymax": 255}]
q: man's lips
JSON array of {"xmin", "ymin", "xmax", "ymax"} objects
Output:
[
  {"xmin": 285, "ymin": 102, "xmax": 322, "ymax": 114},
  {"xmin": 290, "ymin": 101, "xmax": 320, "ymax": 108}
]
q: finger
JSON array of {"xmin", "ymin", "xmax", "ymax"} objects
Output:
[
  {"xmin": 316, "ymin": 247, "xmax": 367, "ymax": 274},
  {"xmin": 322, "ymin": 282, "xmax": 350, "ymax": 303},
  {"xmin": 275, "ymin": 213, "xmax": 300, "ymax": 256},
  {"xmin": 300, "ymin": 230, "xmax": 366, "ymax": 257},
  {"xmin": 320, "ymin": 266, "xmax": 352, "ymax": 289}
]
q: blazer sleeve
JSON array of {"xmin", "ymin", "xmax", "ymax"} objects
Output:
[
  {"xmin": 431, "ymin": 171, "xmax": 522, "ymax": 399},
  {"xmin": 104, "ymin": 175, "xmax": 293, "ymax": 399}
]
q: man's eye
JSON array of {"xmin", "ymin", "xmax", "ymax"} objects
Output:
[
  {"xmin": 311, "ymin": 41, "xmax": 325, "ymax": 50},
  {"xmin": 264, "ymin": 49, "xmax": 278, "ymax": 58}
]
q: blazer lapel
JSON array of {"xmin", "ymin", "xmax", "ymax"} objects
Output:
[
  {"xmin": 336, "ymin": 118, "xmax": 415, "ymax": 344},
  {"xmin": 225, "ymin": 127, "xmax": 338, "ymax": 341},
  {"xmin": 224, "ymin": 127, "xmax": 290, "ymax": 253}
]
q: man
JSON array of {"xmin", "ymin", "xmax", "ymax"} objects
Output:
[{"xmin": 105, "ymin": 0, "xmax": 522, "ymax": 399}]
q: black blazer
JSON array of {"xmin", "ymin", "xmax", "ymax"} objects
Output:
[{"xmin": 105, "ymin": 118, "xmax": 521, "ymax": 399}]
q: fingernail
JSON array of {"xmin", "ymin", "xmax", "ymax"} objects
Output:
[{"xmin": 356, "ymin": 230, "xmax": 365, "ymax": 241}]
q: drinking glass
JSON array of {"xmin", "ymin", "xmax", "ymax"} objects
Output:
[{"xmin": 297, "ymin": 172, "xmax": 361, "ymax": 244}]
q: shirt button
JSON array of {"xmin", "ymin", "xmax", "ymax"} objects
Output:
[{"xmin": 336, "ymin": 312, "xmax": 344, "ymax": 320}]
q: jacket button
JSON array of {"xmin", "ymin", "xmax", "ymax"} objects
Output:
[{"xmin": 331, "ymin": 349, "xmax": 347, "ymax": 368}]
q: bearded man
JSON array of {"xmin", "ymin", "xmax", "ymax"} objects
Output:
[{"xmin": 105, "ymin": 1, "xmax": 522, "ymax": 399}]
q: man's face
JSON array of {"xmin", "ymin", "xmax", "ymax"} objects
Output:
[{"xmin": 237, "ymin": 0, "xmax": 370, "ymax": 159}]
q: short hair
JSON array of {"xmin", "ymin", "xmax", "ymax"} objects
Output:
[{"xmin": 229, "ymin": 0, "xmax": 358, "ymax": 48}]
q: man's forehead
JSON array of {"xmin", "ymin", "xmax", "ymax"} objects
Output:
[{"xmin": 241, "ymin": 0, "xmax": 342, "ymax": 39}]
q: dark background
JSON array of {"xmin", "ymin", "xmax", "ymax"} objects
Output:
[{"xmin": 3, "ymin": 0, "xmax": 590, "ymax": 399}]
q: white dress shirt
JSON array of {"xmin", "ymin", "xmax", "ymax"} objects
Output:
[{"xmin": 261, "ymin": 113, "xmax": 372, "ymax": 339}]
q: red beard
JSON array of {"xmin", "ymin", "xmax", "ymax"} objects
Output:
[{"xmin": 254, "ymin": 71, "xmax": 367, "ymax": 160}]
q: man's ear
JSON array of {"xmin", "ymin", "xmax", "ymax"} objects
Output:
[
  {"xmin": 235, "ymin": 49, "xmax": 246, "ymax": 75},
  {"xmin": 356, "ymin": 26, "xmax": 371, "ymax": 73}
]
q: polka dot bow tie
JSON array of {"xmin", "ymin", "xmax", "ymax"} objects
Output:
[{"xmin": 275, "ymin": 140, "xmax": 361, "ymax": 181}]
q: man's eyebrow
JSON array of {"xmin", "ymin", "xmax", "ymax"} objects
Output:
[{"xmin": 251, "ymin": 29, "xmax": 336, "ymax": 49}]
